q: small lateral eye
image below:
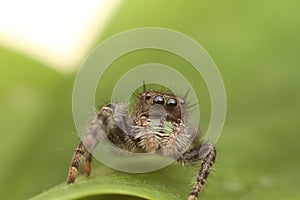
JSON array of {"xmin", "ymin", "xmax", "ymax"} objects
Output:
[
  {"xmin": 145, "ymin": 93, "xmax": 151, "ymax": 100},
  {"xmin": 180, "ymin": 99, "xmax": 185, "ymax": 105},
  {"xmin": 166, "ymin": 98, "xmax": 178, "ymax": 108},
  {"xmin": 153, "ymin": 95, "xmax": 164, "ymax": 104}
]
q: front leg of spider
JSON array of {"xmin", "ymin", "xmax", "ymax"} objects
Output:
[
  {"xmin": 67, "ymin": 107, "xmax": 105, "ymax": 184},
  {"xmin": 67, "ymin": 103, "xmax": 133, "ymax": 184},
  {"xmin": 178, "ymin": 143, "xmax": 216, "ymax": 200},
  {"xmin": 67, "ymin": 141, "xmax": 90, "ymax": 184}
]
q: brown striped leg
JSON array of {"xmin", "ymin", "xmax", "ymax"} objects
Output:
[
  {"xmin": 187, "ymin": 145, "xmax": 216, "ymax": 200},
  {"xmin": 67, "ymin": 103, "xmax": 135, "ymax": 184},
  {"xmin": 67, "ymin": 106, "xmax": 106, "ymax": 184},
  {"xmin": 67, "ymin": 141, "xmax": 86, "ymax": 184}
]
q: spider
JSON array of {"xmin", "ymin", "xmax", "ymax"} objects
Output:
[{"xmin": 67, "ymin": 88, "xmax": 216, "ymax": 200}]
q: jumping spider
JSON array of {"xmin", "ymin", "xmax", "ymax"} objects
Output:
[{"xmin": 67, "ymin": 89, "xmax": 216, "ymax": 200}]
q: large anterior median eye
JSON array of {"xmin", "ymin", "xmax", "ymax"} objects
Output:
[
  {"xmin": 153, "ymin": 95, "xmax": 164, "ymax": 104},
  {"xmin": 166, "ymin": 98, "xmax": 177, "ymax": 109}
]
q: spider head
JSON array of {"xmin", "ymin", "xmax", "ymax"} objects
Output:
[{"xmin": 133, "ymin": 91, "xmax": 185, "ymax": 124}]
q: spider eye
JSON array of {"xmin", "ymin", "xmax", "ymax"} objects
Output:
[
  {"xmin": 166, "ymin": 98, "xmax": 177, "ymax": 108},
  {"xmin": 145, "ymin": 93, "xmax": 151, "ymax": 100},
  {"xmin": 180, "ymin": 99, "xmax": 185, "ymax": 105},
  {"xmin": 153, "ymin": 95, "xmax": 164, "ymax": 104}
]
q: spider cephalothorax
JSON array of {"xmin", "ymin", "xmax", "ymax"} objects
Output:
[{"xmin": 67, "ymin": 89, "xmax": 216, "ymax": 200}]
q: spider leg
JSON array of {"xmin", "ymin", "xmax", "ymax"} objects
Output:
[
  {"xmin": 178, "ymin": 143, "xmax": 216, "ymax": 200},
  {"xmin": 67, "ymin": 103, "xmax": 136, "ymax": 184},
  {"xmin": 67, "ymin": 141, "xmax": 86, "ymax": 184}
]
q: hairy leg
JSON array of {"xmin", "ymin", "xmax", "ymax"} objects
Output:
[
  {"xmin": 178, "ymin": 143, "xmax": 217, "ymax": 200},
  {"xmin": 67, "ymin": 141, "xmax": 86, "ymax": 184},
  {"xmin": 67, "ymin": 103, "xmax": 135, "ymax": 184}
]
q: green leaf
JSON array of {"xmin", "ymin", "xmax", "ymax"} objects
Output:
[{"xmin": 31, "ymin": 164, "xmax": 196, "ymax": 200}]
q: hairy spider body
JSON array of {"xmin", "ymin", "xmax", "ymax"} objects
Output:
[{"xmin": 68, "ymin": 90, "xmax": 216, "ymax": 200}]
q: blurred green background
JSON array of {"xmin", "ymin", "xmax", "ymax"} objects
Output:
[{"xmin": 1, "ymin": 0, "xmax": 300, "ymax": 199}]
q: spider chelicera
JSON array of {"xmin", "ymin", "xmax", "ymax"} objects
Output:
[{"xmin": 67, "ymin": 88, "xmax": 216, "ymax": 200}]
